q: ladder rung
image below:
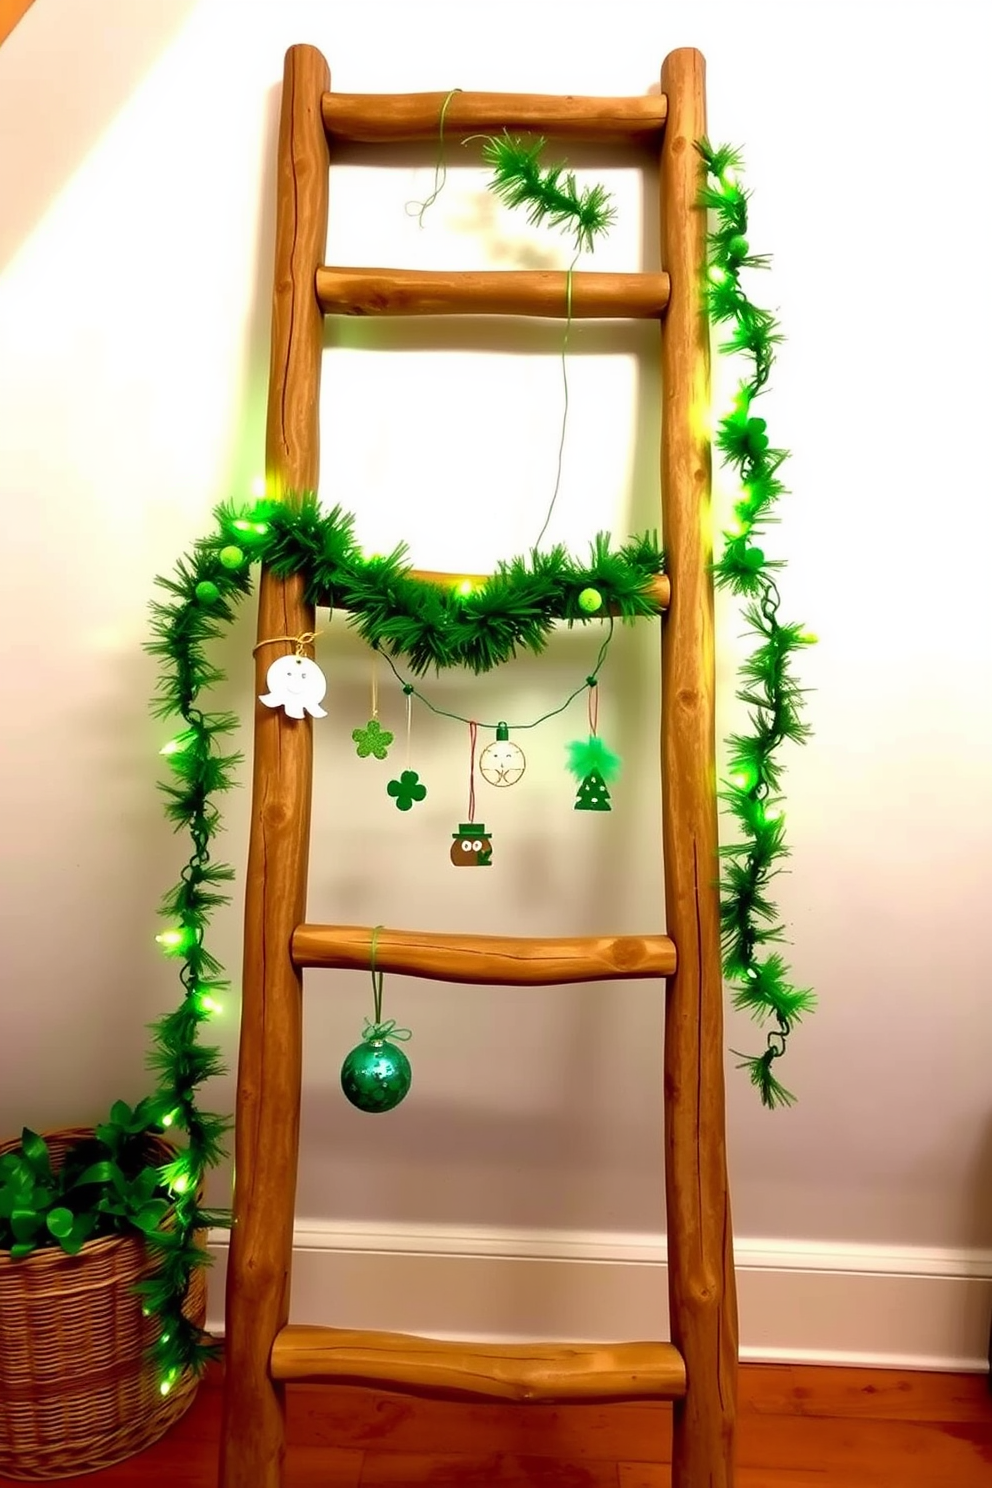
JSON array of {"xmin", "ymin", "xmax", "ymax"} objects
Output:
[
  {"xmin": 327, "ymin": 568, "xmax": 669, "ymax": 612},
  {"xmin": 316, "ymin": 267, "xmax": 670, "ymax": 320},
  {"xmin": 322, "ymin": 91, "xmax": 667, "ymax": 144},
  {"xmin": 292, "ymin": 926, "xmax": 676, "ymax": 985},
  {"xmin": 270, "ymin": 1325, "xmax": 686, "ymax": 1403}
]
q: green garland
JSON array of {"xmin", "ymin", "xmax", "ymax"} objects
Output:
[
  {"xmin": 699, "ymin": 141, "xmax": 816, "ymax": 1108},
  {"xmin": 139, "ymin": 505, "xmax": 663, "ymax": 1382},
  {"xmin": 35, "ymin": 130, "xmax": 812, "ymax": 1393}
]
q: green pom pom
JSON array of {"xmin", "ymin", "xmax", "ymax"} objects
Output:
[
  {"xmin": 566, "ymin": 735, "xmax": 621, "ymax": 784},
  {"xmin": 578, "ymin": 587, "xmax": 603, "ymax": 614},
  {"xmin": 194, "ymin": 580, "xmax": 220, "ymax": 604},
  {"xmin": 742, "ymin": 546, "xmax": 765, "ymax": 571},
  {"xmin": 218, "ymin": 545, "xmax": 245, "ymax": 570},
  {"xmin": 727, "ymin": 234, "xmax": 749, "ymax": 260}
]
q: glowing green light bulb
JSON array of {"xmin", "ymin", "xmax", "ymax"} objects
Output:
[
  {"xmin": 456, "ymin": 579, "xmax": 474, "ymax": 597},
  {"xmin": 160, "ymin": 1379, "xmax": 172, "ymax": 1396},
  {"xmin": 708, "ymin": 265, "xmax": 727, "ymax": 285},
  {"xmin": 159, "ymin": 730, "xmax": 195, "ymax": 757},
  {"xmin": 171, "ymin": 1173, "xmax": 190, "ymax": 1195},
  {"xmin": 155, "ymin": 929, "xmax": 185, "ymax": 950},
  {"xmin": 250, "ymin": 475, "xmax": 266, "ymax": 499}
]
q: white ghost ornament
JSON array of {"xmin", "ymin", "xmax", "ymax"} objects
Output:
[{"xmin": 259, "ymin": 655, "xmax": 327, "ymax": 719}]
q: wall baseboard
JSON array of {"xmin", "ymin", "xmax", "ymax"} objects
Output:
[{"xmin": 206, "ymin": 1221, "xmax": 992, "ymax": 1373}]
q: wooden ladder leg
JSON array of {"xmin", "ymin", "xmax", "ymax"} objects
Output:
[
  {"xmin": 219, "ymin": 43, "xmax": 330, "ymax": 1488},
  {"xmin": 659, "ymin": 46, "xmax": 739, "ymax": 1488}
]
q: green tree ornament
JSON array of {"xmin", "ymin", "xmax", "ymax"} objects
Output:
[
  {"xmin": 566, "ymin": 734, "xmax": 620, "ymax": 812},
  {"xmin": 574, "ymin": 770, "xmax": 611, "ymax": 811}
]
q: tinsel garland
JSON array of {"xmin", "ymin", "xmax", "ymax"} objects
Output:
[
  {"xmin": 698, "ymin": 140, "xmax": 816, "ymax": 1108},
  {"xmin": 139, "ymin": 503, "xmax": 664, "ymax": 1380}
]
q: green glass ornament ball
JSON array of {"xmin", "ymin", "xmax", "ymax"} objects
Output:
[
  {"xmin": 578, "ymin": 586, "xmax": 603, "ymax": 614},
  {"xmin": 218, "ymin": 545, "xmax": 245, "ymax": 570},
  {"xmin": 195, "ymin": 580, "xmax": 221, "ymax": 604},
  {"xmin": 341, "ymin": 1039, "xmax": 412, "ymax": 1113}
]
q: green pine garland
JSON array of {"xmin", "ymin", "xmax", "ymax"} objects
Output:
[
  {"xmin": 138, "ymin": 503, "xmax": 664, "ymax": 1382},
  {"xmin": 698, "ymin": 140, "xmax": 816, "ymax": 1108},
  {"xmin": 480, "ymin": 133, "xmax": 615, "ymax": 251}
]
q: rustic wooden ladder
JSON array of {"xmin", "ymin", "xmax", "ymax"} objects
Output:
[{"xmin": 219, "ymin": 42, "xmax": 738, "ymax": 1488}]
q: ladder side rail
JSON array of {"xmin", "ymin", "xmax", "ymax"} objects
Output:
[
  {"xmin": 219, "ymin": 41, "xmax": 331, "ymax": 1488},
  {"xmin": 658, "ymin": 45, "xmax": 739, "ymax": 1488}
]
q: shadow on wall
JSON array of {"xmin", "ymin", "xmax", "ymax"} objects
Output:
[{"xmin": 0, "ymin": 0, "xmax": 200, "ymax": 272}]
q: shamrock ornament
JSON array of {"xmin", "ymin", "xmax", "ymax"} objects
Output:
[
  {"xmin": 353, "ymin": 719, "xmax": 394, "ymax": 760},
  {"xmin": 387, "ymin": 770, "xmax": 427, "ymax": 811}
]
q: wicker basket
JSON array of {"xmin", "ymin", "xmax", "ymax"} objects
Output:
[{"xmin": 0, "ymin": 1127, "xmax": 208, "ymax": 1481}]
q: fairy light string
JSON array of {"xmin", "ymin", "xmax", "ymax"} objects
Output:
[
  {"xmin": 101, "ymin": 126, "xmax": 812, "ymax": 1394},
  {"xmin": 698, "ymin": 139, "xmax": 816, "ymax": 1109},
  {"xmin": 374, "ymin": 618, "xmax": 614, "ymax": 732}
]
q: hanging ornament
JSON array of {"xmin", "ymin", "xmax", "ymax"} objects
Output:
[
  {"xmin": 450, "ymin": 725, "xmax": 494, "ymax": 864},
  {"xmin": 256, "ymin": 632, "xmax": 327, "ymax": 720},
  {"xmin": 355, "ymin": 719, "xmax": 393, "ymax": 758},
  {"xmin": 479, "ymin": 722, "xmax": 526, "ymax": 787},
  {"xmin": 386, "ymin": 686, "xmax": 425, "ymax": 807},
  {"xmin": 354, "ymin": 649, "xmax": 394, "ymax": 759},
  {"xmin": 341, "ymin": 928, "xmax": 412, "ymax": 1113},
  {"xmin": 567, "ymin": 679, "xmax": 620, "ymax": 812},
  {"xmin": 218, "ymin": 545, "xmax": 245, "ymax": 570},
  {"xmin": 387, "ymin": 769, "xmax": 427, "ymax": 810},
  {"xmin": 450, "ymin": 823, "xmax": 494, "ymax": 866}
]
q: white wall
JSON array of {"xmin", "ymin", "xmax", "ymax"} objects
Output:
[{"xmin": 1, "ymin": 0, "xmax": 990, "ymax": 1364}]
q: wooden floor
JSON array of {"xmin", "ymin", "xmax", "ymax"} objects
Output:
[{"xmin": 2, "ymin": 1365, "xmax": 990, "ymax": 1487}]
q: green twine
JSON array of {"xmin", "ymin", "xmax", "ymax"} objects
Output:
[
  {"xmin": 365, "ymin": 925, "xmax": 411, "ymax": 1043},
  {"xmin": 376, "ymin": 617, "xmax": 614, "ymax": 732},
  {"xmin": 407, "ymin": 89, "xmax": 463, "ymax": 225}
]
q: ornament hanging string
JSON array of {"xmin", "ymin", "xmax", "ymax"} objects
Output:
[
  {"xmin": 251, "ymin": 629, "xmax": 322, "ymax": 657},
  {"xmin": 364, "ymin": 924, "xmax": 411, "ymax": 1043},
  {"xmin": 371, "ymin": 648, "xmax": 379, "ymax": 719},
  {"xmin": 467, "ymin": 722, "xmax": 478, "ymax": 820},
  {"xmin": 376, "ymin": 618, "xmax": 614, "ymax": 732},
  {"xmin": 588, "ymin": 673, "xmax": 599, "ymax": 736}
]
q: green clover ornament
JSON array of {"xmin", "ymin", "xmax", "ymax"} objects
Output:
[
  {"xmin": 353, "ymin": 718, "xmax": 394, "ymax": 760},
  {"xmin": 387, "ymin": 770, "xmax": 427, "ymax": 811}
]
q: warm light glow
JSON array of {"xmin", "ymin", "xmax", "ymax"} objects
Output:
[
  {"xmin": 250, "ymin": 475, "xmax": 267, "ymax": 499},
  {"xmin": 155, "ymin": 929, "xmax": 185, "ymax": 950},
  {"xmin": 171, "ymin": 1174, "xmax": 190, "ymax": 1195},
  {"xmin": 159, "ymin": 730, "xmax": 195, "ymax": 757},
  {"xmin": 708, "ymin": 265, "xmax": 727, "ymax": 285},
  {"xmin": 199, "ymin": 993, "xmax": 223, "ymax": 1016},
  {"xmin": 764, "ymin": 806, "xmax": 783, "ymax": 823},
  {"xmin": 160, "ymin": 1380, "xmax": 172, "ymax": 1396},
  {"xmin": 161, "ymin": 1110, "xmax": 176, "ymax": 1128},
  {"xmin": 456, "ymin": 579, "xmax": 474, "ymax": 596}
]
